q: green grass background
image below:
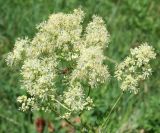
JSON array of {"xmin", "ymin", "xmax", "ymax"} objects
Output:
[{"xmin": 0, "ymin": 0, "xmax": 160, "ymax": 132}]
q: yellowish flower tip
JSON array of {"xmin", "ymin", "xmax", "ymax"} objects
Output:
[
  {"xmin": 6, "ymin": 8, "xmax": 110, "ymax": 116},
  {"xmin": 115, "ymin": 43, "xmax": 156, "ymax": 94},
  {"xmin": 6, "ymin": 37, "xmax": 30, "ymax": 66}
]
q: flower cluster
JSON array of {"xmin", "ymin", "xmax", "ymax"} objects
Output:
[
  {"xmin": 71, "ymin": 46, "xmax": 110, "ymax": 88},
  {"xmin": 115, "ymin": 43, "xmax": 156, "ymax": 94},
  {"xmin": 64, "ymin": 83, "xmax": 93, "ymax": 112},
  {"xmin": 17, "ymin": 95, "xmax": 36, "ymax": 111},
  {"xmin": 6, "ymin": 9, "xmax": 110, "ymax": 117},
  {"xmin": 6, "ymin": 38, "xmax": 30, "ymax": 66}
]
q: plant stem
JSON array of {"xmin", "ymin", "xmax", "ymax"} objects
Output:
[
  {"xmin": 53, "ymin": 98, "xmax": 71, "ymax": 111},
  {"xmin": 52, "ymin": 109, "xmax": 75, "ymax": 128},
  {"xmin": 105, "ymin": 56, "xmax": 118, "ymax": 64},
  {"xmin": 99, "ymin": 93, "xmax": 123, "ymax": 131},
  {"xmin": 87, "ymin": 86, "xmax": 91, "ymax": 97}
]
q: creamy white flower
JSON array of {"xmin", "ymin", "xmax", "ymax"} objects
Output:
[
  {"xmin": 17, "ymin": 95, "xmax": 27, "ymax": 103},
  {"xmin": 64, "ymin": 84, "xmax": 86, "ymax": 111},
  {"xmin": 71, "ymin": 46, "xmax": 110, "ymax": 87},
  {"xmin": 85, "ymin": 16, "xmax": 110, "ymax": 48},
  {"xmin": 6, "ymin": 38, "xmax": 30, "ymax": 66},
  {"xmin": 115, "ymin": 43, "xmax": 156, "ymax": 94},
  {"xmin": 6, "ymin": 8, "xmax": 110, "ymax": 116},
  {"xmin": 130, "ymin": 43, "xmax": 156, "ymax": 67}
]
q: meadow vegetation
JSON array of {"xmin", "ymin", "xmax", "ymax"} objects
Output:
[{"xmin": 0, "ymin": 0, "xmax": 160, "ymax": 132}]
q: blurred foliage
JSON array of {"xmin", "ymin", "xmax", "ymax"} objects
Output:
[{"xmin": 0, "ymin": 0, "xmax": 160, "ymax": 132}]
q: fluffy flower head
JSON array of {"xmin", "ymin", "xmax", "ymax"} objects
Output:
[
  {"xmin": 115, "ymin": 43, "xmax": 156, "ymax": 94},
  {"xmin": 6, "ymin": 8, "xmax": 110, "ymax": 116}
]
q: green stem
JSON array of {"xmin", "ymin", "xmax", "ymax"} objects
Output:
[
  {"xmin": 77, "ymin": 86, "xmax": 92, "ymax": 131},
  {"xmin": 105, "ymin": 56, "xmax": 118, "ymax": 64},
  {"xmin": 52, "ymin": 109, "xmax": 75, "ymax": 128},
  {"xmin": 87, "ymin": 86, "xmax": 91, "ymax": 97},
  {"xmin": 52, "ymin": 98, "xmax": 71, "ymax": 111},
  {"xmin": 99, "ymin": 93, "xmax": 123, "ymax": 131}
]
